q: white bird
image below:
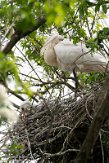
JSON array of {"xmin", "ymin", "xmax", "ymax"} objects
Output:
[
  {"xmin": 20, "ymin": 101, "xmax": 32, "ymax": 111},
  {"xmin": 0, "ymin": 84, "xmax": 18, "ymax": 127},
  {"xmin": 41, "ymin": 34, "xmax": 109, "ymax": 72}
]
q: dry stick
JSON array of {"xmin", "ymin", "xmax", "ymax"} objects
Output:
[
  {"xmin": 39, "ymin": 148, "xmax": 80, "ymax": 158},
  {"xmin": 74, "ymin": 76, "xmax": 109, "ymax": 163}
]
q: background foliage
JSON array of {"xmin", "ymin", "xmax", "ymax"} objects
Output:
[{"xmin": 0, "ymin": 0, "xmax": 109, "ymax": 162}]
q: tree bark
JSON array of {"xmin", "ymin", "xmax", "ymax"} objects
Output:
[{"xmin": 74, "ymin": 76, "xmax": 109, "ymax": 163}]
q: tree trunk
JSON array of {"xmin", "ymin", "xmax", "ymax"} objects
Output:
[{"xmin": 74, "ymin": 76, "xmax": 109, "ymax": 163}]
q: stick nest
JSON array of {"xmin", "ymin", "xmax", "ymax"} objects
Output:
[{"xmin": 10, "ymin": 83, "xmax": 109, "ymax": 162}]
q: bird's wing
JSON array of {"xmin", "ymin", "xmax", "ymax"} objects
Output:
[
  {"xmin": 54, "ymin": 40, "xmax": 88, "ymax": 64},
  {"xmin": 54, "ymin": 39, "xmax": 109, "ymax": 72},
  {"xmin": 54, "ymin": 40, "xmax": 88, "ymax": 71},
  {"xmin": 54, "ymin": 39, "xmax": 109, "ymax": 66}
]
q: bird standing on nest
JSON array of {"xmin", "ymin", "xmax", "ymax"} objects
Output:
[{"xmin": 40, "ymin": 34, "xmax": 109, "ymax": 73}]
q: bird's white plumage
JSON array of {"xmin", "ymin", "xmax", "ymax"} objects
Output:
[
  {"xmin": 0, "ymin": 84, "xmax": 18, "ymax": 127},
  {"xmin": 41, "ymin": 34, "xmax": 109, "ymax": 72},
  {"xmin": 41, "ymin": 35, "xmax": 64, "ymax": 66},
  {"xmin": 20, "ymin": 101, "xmax": 32, "ymax": 110},
  {"xmin": 54, "ymin": 39, "xmax": 109, "ymax": 72}
]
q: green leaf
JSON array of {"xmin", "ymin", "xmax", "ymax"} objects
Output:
[
  {"xmin": 95, "ymin": 3, "xmax": 101, "ymax": 12},
  {"xmin": 102, "ymin": 4, "xmax": 107, "ymax": 14}
]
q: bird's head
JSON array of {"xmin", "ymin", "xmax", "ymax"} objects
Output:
[
  {"xmin": 40, "ymin": 34, "xmax": 64, "ymax": 57},
  {"xmin": 45, "ymin": 34, "xmax": 64, "ymax": 46},
  {"xmin": 20, "ymin": 101, "xmax": 32, "ymax": 111}
]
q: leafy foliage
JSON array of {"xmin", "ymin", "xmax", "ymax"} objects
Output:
[{"xmin": 0, "ymin": 0, "xmax": 109, "ymax": 162}]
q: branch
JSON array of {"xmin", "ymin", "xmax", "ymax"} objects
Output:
[
  {"xmin": 8, "ymin": 88, "xmax": 25, "ymax": 101},
  {"xmin": 39, "ymin": 148, "xmax": 79, "ymax": 158},
  {"xmin": 2, "ymin": 16, "xmax": 46, "ymax": 54},
  {"xmin": 74, "ymin": 75, "xmax": 109, "ymax": 163}
]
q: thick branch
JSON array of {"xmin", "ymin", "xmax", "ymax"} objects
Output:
[
  {"xmin": 74, "ymin": 76, "xmax": 109, "ymax": 163},
  {"xmin": 2, "ymin": 16, "xmax": 46, "ymax": 54}
]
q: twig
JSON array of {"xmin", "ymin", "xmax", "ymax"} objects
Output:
[{"xmin": 39, "ymin": 148, "xmax": 79, "ymax": 158}]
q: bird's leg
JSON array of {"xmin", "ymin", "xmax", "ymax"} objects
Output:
[{"xmin": 73, "ymin": 69, "xmax": 79, "ymax": 96}]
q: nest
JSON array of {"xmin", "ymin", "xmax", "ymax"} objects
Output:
[{"xmin": 8, "ymin": 84, "xmax": 109, "ymax": 163}]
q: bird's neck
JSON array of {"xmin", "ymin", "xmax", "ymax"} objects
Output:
[{"xmin": 44, "ymin": 47, "xmax": 58, "ymax": 66}]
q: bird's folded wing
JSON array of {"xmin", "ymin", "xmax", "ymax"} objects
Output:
[
  {"xmin": 54, "ymin": 40, "xmax": 108, "ymax": 65},
  {"xmin": 54, "ymin": 39, "xmax": 109, "ymax": 72},
  {"xmin": 54, "ymin": 40, "xmax": 88, "ymax": 65}
]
